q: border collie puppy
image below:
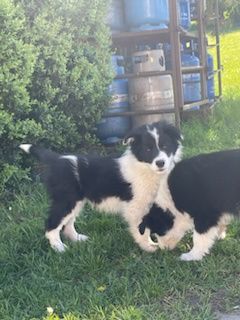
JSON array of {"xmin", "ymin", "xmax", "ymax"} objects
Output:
[
  {"xmin": 19, "ymin": 121, "xmax": 182, "ymax": 253},
  {"xmin": 139, "ymin": 149, "xmax": 240, "ymax": 261}
]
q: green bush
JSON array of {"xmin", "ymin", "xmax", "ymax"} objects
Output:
[
  {"xmin": 0, "ymin": 0, "xmax": 39, "ymax": 196},
  {"xmin": 219, "ymin": 0, "xmax": 240, "ymax": 26},
  {"xmin": 208, "ymin": 0, "xmax": 240, "ymax": 29},
  {"xmin": 0, "ymin": 0, "xmax": 113, "ymax": 198},
  {"xmin": 18, "ymin": 0, "xmax": 113, "ymax": 149}
]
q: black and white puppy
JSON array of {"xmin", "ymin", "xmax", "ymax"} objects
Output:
[
  {"xmin": 20, "ymin": 121, "xmax": 182, "ymax": 253},
  {"xmin": 139, "ymin": 149, "xmax": 240, "ymax": 261}
]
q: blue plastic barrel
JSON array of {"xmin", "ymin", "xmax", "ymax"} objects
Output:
[
  {"xmin": 107, "ymin": 0, "xmax": 125, "ymax": 33},
  {"xmin": 184, "ymin": 40, "xmax": 215, "ymax": 102},
  {"xmin": 124, "ymin": 0, "xmax": 169, "ymax": 31},
  {"xmin": 97, "ymin": 79, "xmax": 130, "ymax": 144},
  {"xmin": 163, "ymin": 43, "xmax": 172, "ymax": 70},
  {"xmin": 178, "ymin": 0, "xmax": 191, "ymax": 30},
  {"xmin": 207, "ymin": 53, "xmax": 215, "ymax": 101},
  {"xmin": 96, "ymin": 56, "xmax": 131, "ymax": 145},
  {"xmin": 190, "ymin": 0, "xmax": 197, "ymax": 19},
  {"xmin": 111, "ymin": 55, "xmax": 125, "ymax": 75},
  {"xmin": 181, "ymin": 52, "xmax": 201, "ymax": 109}
]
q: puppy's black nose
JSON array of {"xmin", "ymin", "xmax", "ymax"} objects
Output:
[
  {"xmin": 156, "ymin": 160, "xmax": 165, "ymax": 168},
  {"xmin": 150, "ymin": 233, "xmax": 158, "ymax": 244}
]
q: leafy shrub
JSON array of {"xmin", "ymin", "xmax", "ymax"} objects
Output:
[
  {"xmin": 0, "ymin": 0, "xmax": 38, "ymax": 196},
  {"xmin": 208, "ymin": 0, "xmax": 240, "ymax": 29},
  {"xmin": 0, "ymin": 0, "xmax": 113, "ymax": 198},
  {"xmin": 17, "ymin": 0, "xmax": 113, "ymax": 149}
]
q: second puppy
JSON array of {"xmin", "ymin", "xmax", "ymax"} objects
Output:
[{"xmin": 139, "ymin": 149, "xmax": 240, "ymax": 261}]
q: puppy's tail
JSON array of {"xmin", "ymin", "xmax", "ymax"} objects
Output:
[{"xmin": 19, "ymin": 144, "xmax": 59, "ymax": 164}]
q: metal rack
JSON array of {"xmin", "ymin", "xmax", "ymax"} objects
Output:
[{"xmin": 108, "ymin": 0, "xmax": 222, "ymax": 129}]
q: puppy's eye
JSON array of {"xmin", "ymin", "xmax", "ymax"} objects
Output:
[
  {"xmin": 146, "ymin": 147, "xmax": 152, "ymax": 152},
  {"xmin": 161, "ymin": 145, "xmax": 167, "ymax": 150}
]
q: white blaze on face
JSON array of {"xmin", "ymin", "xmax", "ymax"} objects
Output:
[{"xmin": 147, "ymin": 126, "xmax": 171, "ymax": 173}]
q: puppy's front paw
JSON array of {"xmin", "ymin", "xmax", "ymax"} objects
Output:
[
  {"xmin": 139, "ymin": 242, "xmax": 159, "ymax": 253},
  {"xmin": 76, "ymin": 234, "xmax": 89, "ymax": 242},
  {"xmin": 145, "ymin": 245, "xmax": 159, "ymax": 253},
  {"xmin": 218, "ymin": 230, "xmax": 226, "ymax": 240},
  {"xmin": 180, "ymin": 252, "xmax": 203, "ymax": 261},
  {"xmin": 52, "ymin": 242, "xmax": 68, "ymax": 253}
]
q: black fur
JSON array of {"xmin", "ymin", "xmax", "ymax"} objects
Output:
[
  {"xmin": 124, "ymin": 121, "xmax": 182, "ymax": 164},
  {"xmin": 20, "ymin": 120, "xmax": 182, "ymax": 252},
  {"xmin": 37, "ymin": 121, "xmax": 181, "ymax": 233},
  {"xmin": 169, "ymin": 149, "xmax": 240, "ymax": 233},
  {"xmin": 44, "ymin": 155, "xmax": 133, "ymax": 230},
  {"xmin": 76, "ymin": 157, "xmax": 133, "ymax": 203},
  {"xmin": 141, "ymin": 149, "xmax": 240, "ymax": 238},
  {"xmin": 139, "ymin": 204, "xmax": 175, "ymax": 236}
]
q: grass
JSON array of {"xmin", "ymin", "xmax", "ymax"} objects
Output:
[{"xmin": 1, "ymin": 30, "xmax": 240, "ymax": 320}]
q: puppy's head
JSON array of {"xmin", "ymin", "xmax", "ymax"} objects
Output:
[
  {"xmin": 138, "ymin": 204, "xmax": 175, "ymax": 248},
  {"xmin": 123, "ymin": 121, "xmax": 183, "ymax": 173}
]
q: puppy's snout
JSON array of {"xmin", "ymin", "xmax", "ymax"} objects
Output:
[
  {"xmin": 148, "ymin": 233, "xmax": 159, "ymax": 246},
  {"xmin": 156, "ymin": 160, "xmax": 165, "ymax": 169},
  {"xmin": 150, "ymin": 233, "xmax": 158, "ymax": 243}
]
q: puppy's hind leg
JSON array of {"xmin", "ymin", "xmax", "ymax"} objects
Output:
[
  {"xmin": 180, "ymin": 226, "xmax": 219, "ymax": 261},
  {"xmin": 45, "ymin": 200, "xmax": 84, "ymax": 252},
  {"xmin": 63, "ymin": 201, "xmax": 88, "ymax": 242}
]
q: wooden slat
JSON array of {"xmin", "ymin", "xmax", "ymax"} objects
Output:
[
  {"xmin": 115, "ymin": 70, "xmax": 172, "ymax": 79},
  {"xmin": 104, "ymin": 108, "xmax": 176, "ymax": 118}
]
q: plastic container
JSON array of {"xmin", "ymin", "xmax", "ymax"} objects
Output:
[
  {"xmin": 124, "ymin": 0, "xmax": 169, "ymax": 31},
  {"xmin": 107, "ymin": 0, "xmax": 125, "ymax": 33},
  {"xmin": 96, "ymin": 55, "xmax": 131, "ymax": 144},
  {"xmin": 190, "ymin": 0, "xmax": 197, "ymax": 19},
  {"xmin": 207, "ymin": 53, "xmax": 215, "ymax": 101},
  {"xmin": 163, "ymin": 43, "xmax": 172, "ymax": 70},
  {"xmin": 132, "ymin": 47, "xmax": 165, "ymax": 73},
  {"xmin": 181, "ymin": 52, "xmax": 201, "ymax": 109},
  {"xmin": 178, "ymin": 0, "xmax": 191, "ymax": 30},
  {"xmin": 111, "ymin": 55, "xmax": 125, "ymax": 75},
  {"xmin": 185, "ymin": 40, "xmax": 215, "ymax": 102},
  {"xmin": 129, "ymin": 75, "xmax": 175, "ymax": 127}
]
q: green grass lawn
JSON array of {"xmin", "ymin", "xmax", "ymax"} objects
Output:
[{"xmin": 1, "ymin": 30, "xmax": 240, "ymax": 320}]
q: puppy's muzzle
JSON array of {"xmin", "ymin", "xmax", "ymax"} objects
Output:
[
  {"xmin": 156, "ymin": 160, "xmax": 165, "ymax": 169},
  {"xmin": 148, "ymin": 233, "xmax": 159, "ymax": 246}
]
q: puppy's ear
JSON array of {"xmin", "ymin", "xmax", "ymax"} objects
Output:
[
  {"xmin": 122, "ymin": 135, "xmax": 134, "ymax": 146},
  {"xmin": 122, "ymin": 128, "xmax": 141, "ymax": 146},
  {"xmin": 163, "ymin": 123, "xmax": 183, "ymax": 142},
  {"xmin": 138, "ymin": 221, "xmax": 146, "ymax": 235}
]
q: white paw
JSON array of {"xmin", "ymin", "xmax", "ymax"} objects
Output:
[
  {"xmin": 63, "ymin": 229, "xmax": 89, "ymax": 242},
  {"xmin": 180, "ymin": 252, "xmax": 203, "ymax": 261},
  {"xmin": 146, "ymin": 245, "xmax": 158, "ymax": 253},
  {"xmin": 140, "ymin": 242, "xmax": 159, "ymax": 253},
  {"xmin": 218, "ymin": 231, "xmax": 226, "ymax": 240},
  {"xmin": 76, "ymin": 233, "xmax": 89, "ymax": 242},
  {"xmin": 52, "ymin": 242, "xmax": 68, "ymax": 253}
]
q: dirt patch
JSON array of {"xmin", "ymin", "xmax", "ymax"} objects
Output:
[{"xmin": 211, "ymin": 288, "xmax": 229, "ymax": 313}]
